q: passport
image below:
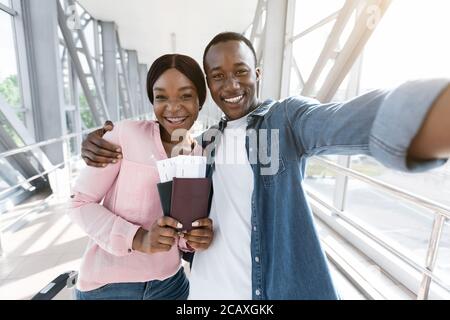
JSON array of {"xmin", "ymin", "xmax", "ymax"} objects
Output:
[
  {"xmin": 170, "ymin": 177, "xmax": 212, "ymax": 232},
  {"xmin": 157, "ymin": 177, "xmax": 212, "ymax": 232}
]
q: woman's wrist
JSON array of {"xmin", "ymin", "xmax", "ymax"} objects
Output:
[{"xmin": 132, "ymin": 227, "xmax": 146, "ymax": 252}]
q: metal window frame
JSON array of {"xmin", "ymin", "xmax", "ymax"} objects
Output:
[{"xmin": 0, "ymin": 2, "xmax": 17, "ymax": 16}]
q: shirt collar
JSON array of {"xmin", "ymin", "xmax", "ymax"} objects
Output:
[{"xmin": 218, "ymin": 99, "xmax": 274, "ymax": 130}]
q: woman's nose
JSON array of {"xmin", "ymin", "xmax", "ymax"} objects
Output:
[{"xmin": 166, "ymin": 100, "xmax": 181, "ymax": 111}]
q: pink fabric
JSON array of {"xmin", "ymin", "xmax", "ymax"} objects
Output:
[{"xmin": 68, "ymin": 120, "xmax": 202, "ymax": 291}]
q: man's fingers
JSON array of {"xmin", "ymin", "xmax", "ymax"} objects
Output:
[
  {"xmin": 90, "ymin": 135, "xmax": 122, "ymax": 154},
  {"xmin": 157, "ymin": 217, "xmax": 183, "ymax": 230},
  {"xmin": 83, "ymin": 141, "xmax": 121, "ymax": 159},
  {"xmin": 82, "ymin": 156, "xmax": 106, "ymax": 168},
  {"xmin": 103, "ymin": 121, "xmax": 114, "ymax": 132},
  {"xmin": 191, "ymin": 218, "xmax": 213, "ymax": 229},
  {"xmin": 82, "ymin": 149, "xmax": 119, "ymax": 165}
]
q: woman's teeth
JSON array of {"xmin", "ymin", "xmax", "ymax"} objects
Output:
[
  {"xmin": 166, "ymin": 117, "xmax": 187, "ymax": 124},
  {"xmin": 224, "ymin": 95, "xmax": 244, "ymax": 104}
]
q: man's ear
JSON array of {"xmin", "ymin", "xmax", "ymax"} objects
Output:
[{"xmin": 255, "ymin": 67, "xmax": 262, "ymax": 82}]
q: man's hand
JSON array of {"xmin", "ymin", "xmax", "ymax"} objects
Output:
[
  {"xmin": 81, "ymin": 121, "xmax": 123, "ymax": 167},
  {"xmin": 181, "ymin": 218, "xmax": 214, "ymax": 251},
  {"xmin": 408, "ymin": 85, "xmax": 450, "ymax": 160},
  {"xmin": 133, "ymin": 217, "xmax": 183, "ymax": 254}
]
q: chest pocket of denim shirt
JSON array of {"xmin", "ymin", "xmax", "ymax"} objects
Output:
[{"xmin": 261, "ymin": 156, "xmax": 286, "ymax": 188}]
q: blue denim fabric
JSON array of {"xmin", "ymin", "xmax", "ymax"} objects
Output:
[
  {"xmin": 197, "ymin": 79, "xmax": 449, "ymax": 300},
  {"xmin": 75, "ymin": 267, "xmax": 189, "ymax": 300}
]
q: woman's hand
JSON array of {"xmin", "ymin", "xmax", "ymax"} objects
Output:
[
  {"xmin": 133, "ymin": 217, "xmax": 183, "ymax": 254},
  {"xmin": 181, "ymin": 218, "xmax": 214, "ymax": 251}
]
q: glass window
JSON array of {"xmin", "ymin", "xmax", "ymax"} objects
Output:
[
  {"xmin": 434, "ymin": 219, "xmax": 450, "ymax": 289},
  {"xmin": 360, "ymin": 0, "xmax": 450, "ymax": 91},
  {"xmin": 0, "ymin": 0, "xmax": 11, "ymax": 7},
  {"xmin": 0, "ymin": 10, "xmax": 23, "ymax": 121},
  {"xmin": 345, "ymin": 175, "xmax": 435, "ymax": 265},
  {"xmin": 304, "ymin": 156, "xmax": 339, "ymax": 205},
  {"xmin": 293, "ymin": 0, "xmax": 345, "ymax": 36}
]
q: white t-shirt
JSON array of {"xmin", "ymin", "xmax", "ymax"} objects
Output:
[{"xmin": 188, "ymin": 115, "xmax": 254, "ymax": 300}]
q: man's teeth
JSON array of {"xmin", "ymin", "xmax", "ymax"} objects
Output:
[{"xmin": 224, "ymin": 95, "xmax": 243, "ymax": 104}]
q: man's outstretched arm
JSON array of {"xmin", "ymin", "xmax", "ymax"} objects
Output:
[
  {"xmin": 81, "ymin": 121, "xmax": 123, "ymax": 167},
  {"xmin": 408, "ymin": 85, "xmax": 450, "ymax": 160}
]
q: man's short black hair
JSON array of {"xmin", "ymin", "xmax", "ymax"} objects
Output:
[{"xmin": 203, "ymin": 32, "xmax": 258, "ymax": 71}]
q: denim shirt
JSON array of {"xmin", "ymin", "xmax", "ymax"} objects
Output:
[{"xmin": 197, "ymin": 79, "xmax": 448, "ymax": 300}]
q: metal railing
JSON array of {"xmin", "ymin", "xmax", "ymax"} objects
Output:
[
  {"xmin": 0, "ymin": 114, "xmax": 151, "ymax": 222},
  {"xmin": 308, "ymin": 156, "xmax": 450, "ymax": 299}
]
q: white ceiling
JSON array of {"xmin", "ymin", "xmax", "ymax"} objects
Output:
[{"xmin": 78, "ymin": 0, "xmax": 258, "ymax": 67}]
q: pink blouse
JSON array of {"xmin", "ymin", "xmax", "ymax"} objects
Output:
[{"xmin": 68, "ymin": 120, "xmax": 202, "ymax": 291}]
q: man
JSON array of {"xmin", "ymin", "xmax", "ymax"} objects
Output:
[{"xmin": 81, "ymin": 32, "xmax": 450, "ymax": 299}]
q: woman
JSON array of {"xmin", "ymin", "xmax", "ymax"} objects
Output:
[{"xmin": 69, "ymin": 54, "xmax": 213, "ymax": 300}]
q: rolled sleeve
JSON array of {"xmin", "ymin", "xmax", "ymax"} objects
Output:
[{"xmin": 369, "ymin": 79, "xmax": 450, "ymax": 172}]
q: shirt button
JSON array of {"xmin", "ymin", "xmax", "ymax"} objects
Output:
[
  {"xmin": 253, "ymin": 226, "xmax": 257, "ymax": 232},
  {"xmin": 255, "ymin": 256, "xmax": 260, "ymax": 263},
  {"xmin": 255, "ymin": 289, "xmax": 261, "ymax": 296}
]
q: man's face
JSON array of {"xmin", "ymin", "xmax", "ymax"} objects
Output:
[{"xmin": 204, "ymin": 40, "xmax": 261, "ymax": 120}]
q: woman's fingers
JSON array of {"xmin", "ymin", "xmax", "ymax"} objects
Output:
[
  {"xmin": 182, "ymin": 233, "xmax": 212, "ymax": 244},
  {"xmin": 157, "ymin": 216, "xmax": 183, "ymax": 230},
  {"xmin": 157, "ymin": 235, "xmax": 176, "ymax": 246}
]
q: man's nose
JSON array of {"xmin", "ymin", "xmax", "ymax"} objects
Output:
[{"xmin": 224, "ymin": 76, "xmax": 240, "ymax": 90}]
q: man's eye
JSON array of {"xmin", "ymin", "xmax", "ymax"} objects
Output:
[
  {"xmin": 212, "ymin": 74, "xmax": 223, "ymax": 80},
  {"xmin": 181, "ymin": 94, "xmax": 193, "ymax": 100},
  {"xmin": 155, "ymin": 96, "xmax": 167, "ymax": 101},
  {"xmin": 236, "ymin": 69, "xmax": 248, "ymax": 76}
]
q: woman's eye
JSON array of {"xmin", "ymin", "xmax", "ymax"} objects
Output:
[
  {"xmin": 155, "ymin": 95, "xmax": 167, "ymax": 101},
  {"xmin": 181, "ymin": 94, "xmax": 193, "ymax": 100},
  {"xmin": 212, "ymin": 74, "xmax": 223, "ymax": 80}
]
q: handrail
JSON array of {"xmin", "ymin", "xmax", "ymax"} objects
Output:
[
  {"xmin": 0, "ymin": 127, "xmax": 101, "ymax": 160},
  {"xmin": 306, "ymin": 187, "xmax": 450, "ymax": 293},
  {"xmin": 313, "ymin": 157, "xmax": 450, "ymax": 220},
  {"xmin": 0, "ymin": 113, "xmax": 151, "ymax": 160},
  {"xmin": 0, "ymin": 155, "xmax": 80, "ymax": 198},
  {"xmin": 309, "ymin": 156, "xmax": 450, "ymax": 298},
  {"xmin": 0, "ymin": 114, "xmax": 151, "ymax": 196}
]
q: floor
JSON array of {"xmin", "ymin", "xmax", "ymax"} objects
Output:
[{"xmin": 0, "ymin": 193, "xmax": 370, "ymax": 300}]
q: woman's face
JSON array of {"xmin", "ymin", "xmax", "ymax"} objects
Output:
[{"xmin": 153, "ymin": 68, "xmax": 200, "ymax": 137}]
